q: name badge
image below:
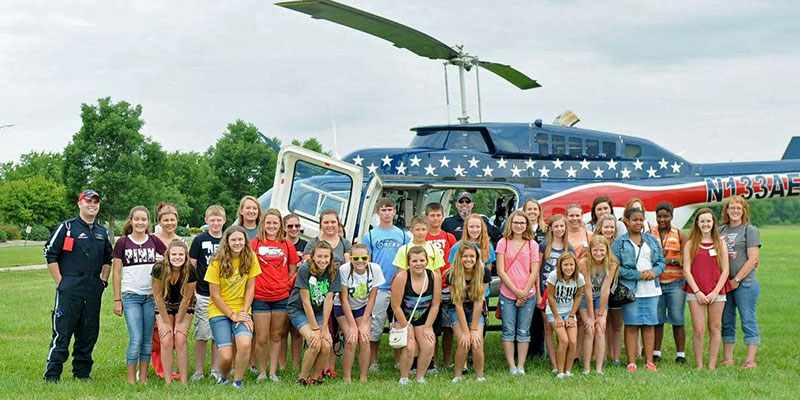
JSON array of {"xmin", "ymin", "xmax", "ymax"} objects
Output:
[
  {"xmin": 95, "ymin": 233, "xmax": 104, "ymax": 240},
  {"xmin": 709, "ymin": 248, "xmax": 717, "ymax": 257}
]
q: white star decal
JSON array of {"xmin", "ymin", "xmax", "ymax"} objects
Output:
[
  {"xmin": 395, "ymin": 162, "xmax": 407, "ymax": 175},
  {"xmin": 538, "ymin": 165, "xmax": 550, "ymax": 178},
  {"xmin": 606, "ymin": 159, "xmax": 618, "ymax": 170},
  {"xmin": 510, "ymin": 165, "xmax": 523, "ymax": 177},
  {"xmin": 646, "ymin": 166, "xmax": 659, "ymax": 178},
  {"xmin": 366, "ymin": 163, "xmax": 378, "ymax": 175},
  {"xmin": 438, "ymin": 156, "xmax": 450, "ymax": 168},
  {"xmin": 352, "ymin": 155, "xmax": 364, "ymax": 166},
  {"xmin": 621, "ymin": 167, "xmax": 632, "ymax": 179},
  {"xmin": 525, "ymin": 158, "xmax": 536, "ymax": 169},
  {"xmin": 424, "ymin": 164, "xmax": 437, "ymax": 176},
  {"xmin": 452, "ymin": 164, "xmax": 466, "ymax": 177},
  {"xmin": 552, "ymin": 158, "xmax": 564, "ymax": 169},
  {"xmin": 496, "ymin": 157, "xmax": 508, "ymax": 169},
  {"xmin": 566, "ymin": 166, "xmax": 577, "ymax": 178},
  {"xmin": 671, "ymin": 162, "xmax": 682, "ymax": 174},
  {"xmin": 593, "ymin": 166, "xmax": 605, "ymax": 178},
  {"xmin": 409, "ymin": 155, "xmax": 421, "ymax": 167},
  {"xmin": 381, "ymin": 155, "xmax": 393, "ymax": 167},
  {"xmin": 482, "ymin": 165, "xmax": 494, "ymax": 177},
  {"xmin": 633, "ymin": 159, "xmax": 644, "ymax": 170},
  {"xmin": 468, "ymin": 156, "xmax": 480, "ymax": 168},
  {"xmin": 658, "ymin": 158, "xmax": 669, "ymax": 170},
  {"xmin": 579, "ymin": 159, "xmax": 591, "ymax": 170}
]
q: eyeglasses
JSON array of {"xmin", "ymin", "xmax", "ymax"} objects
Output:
[
  {"xmin": 458, "ymin": 199, "xmax": 472, "ymax": 204},
  {"xmin": 728, "ymin": 206, "xmax": 743, "ymax": 211},
  {"xmin": 286, "ymin": 224, "xmax": 301, "ymax": 229},
  {"xmin": 351, "ymin": 256, "xmax": 369, "ymax": 262}
]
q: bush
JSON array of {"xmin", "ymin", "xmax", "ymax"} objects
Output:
[
  {"xmin": 0, "ymin": 224, "xmax": 22, "ymax": 240},
  {"xmin": 189, "ymin": 227, "xmax": 204, "ymax": 234},
  {"xmin": 175, "ymin": 226, "xmax": 191, "ymax": 237},
  {"xmin": 0, "ymin": 230, "xmax": 7, "ymax": 242},
  {"xmin": 29, "ymin": 225, "xmax": 51, "ymax": 241}
]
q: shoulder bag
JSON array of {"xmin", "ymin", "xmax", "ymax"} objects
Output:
[{"xmin": 389, "ymin": 272, "xmax": 428, "ymax": 349}]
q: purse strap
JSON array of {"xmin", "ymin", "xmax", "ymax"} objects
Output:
[{"xmin": 396, "ymin": 270, "xmax": 428, "ymax": 325}]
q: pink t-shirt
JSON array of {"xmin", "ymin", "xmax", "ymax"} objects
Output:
[{"xmin": 496, "ymin": 238, "xmax": 540, "ymax": 299}]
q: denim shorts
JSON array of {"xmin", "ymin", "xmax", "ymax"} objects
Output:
[
  {"xmin": 686, "ymin": 293, "xmax": 727, "ymax": 303},
  {"xmin": 289, "ymin": 312, "xmax": 324, "ymax": 330},
  {"xmin": 657, "ymin": 279, "xmax": 686, "ymax": 325},
  {"xmin": 252, "ymin": 298, "xmax": 288, "ymax": 313},
  {"xmin": 209, "ymin": 316, "xmax": 253, "ymax": 348},
  {"xmin": 579, "ymin": 295, "xmax": 606, "ymax": 311},
  {"xmin": 546, "ymin": 311, "xmax": 571, "ymax": 323},
  {"xmin": 440, "ymin": 301, "xmax": 454, "ymax": 328},
  {"xmin": 334, "ymin": 304, "xmax": 366, "ymax": 319},
  {"xmin": 622, "ymin": 296, "xmax": 659, "ymax": 326},
  {"xmin": 448, "ymin": 306, "xmax": 485, "ymax": 327}
]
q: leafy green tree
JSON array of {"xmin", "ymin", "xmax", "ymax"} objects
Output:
[
  {"xmin": 2, "ymin": 151, "xmax": 64, "ymax": 182},
  {"xmin": 291, "ymin": 138, "xmax": 332, "ymax": 156},
  {"xmin": 63, "ymin": 97, "xmax": 165, "ymax": 239},
  {"xmin": 161, "ymin": 151, "xmax": 215, "ymax": 226},
  {"xmin": 0, "ymin": 176, "xmax": 71, "ymax": 228}
]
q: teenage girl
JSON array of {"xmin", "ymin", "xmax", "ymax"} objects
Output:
[
  {"xmin": 566, "ymin": 204, "xmax": 592, "ymax": 258},
  {"xmin": 283, "ymin": 213, "xmax": 306, "ymax": 369},
  {"xmin": 522, "ymin": 198, "xmax": 548, "ymax": 244},
  {"xmin": 538, "ymin": 214, "xmax": 573, "ymax": 372},
  {"xmin": 496, "ymin": 210, "xmax": 540, "ymax": 376},
  {"xmin": 448, "ymin": 213, "xmax": 496, "ymax": 272},
  {"xmin": 546, "ymin": 253, "xmax": 585, "ymax": 378},
  {"xmin": 448, "ymin": 244, "xmax": 490, "ymax": 382},
  {"xmin": 593, "ymin": 214, "xmax": 624, "ymax": 364},
  {"xmin": 336, "ymin": 244, "xmax": 385, "ymax": 382},
  {"xmin": 286, "ymin": 242, "xmax": 340, "ymax": 385},
  {"xmin": 112, "ymin": 206, "xmax": 166, "ymax": 384},
  {"xmin": 152, "ymin": 202, "xmax": 181, "ymax": 379},
  {"xmin": 251, "ymin": 209, "xmax": 299, "ymax": 382},
  {"xmin": 236, "ymin": 195, "xmax": 263, "ymax": 240},
  {"xmin": 577, "ymin": 236, "xmax": 618, "ymax": 375},
  {"xmin": 586, "ymin": 196, "xmax": 627, "ymax": 235},
  {"xmin": 622, "ymin": 198, "xmax": 651, "ymax": 232},
  {"xmin": 391, "ymin": 246, "xmax": 442, "ymax": 384},
  {"xmin": 205, "ymin": 226, "xmax": 261, "ymax": 387},
  {"xmin": 151, "ymin": 240, "xmax": 196, "ymax": 385},
  {"xmin": 683, "ymin": 208, "xmax": 731, "ymax": 370},
  {"xmin": 304, "ymin": 209, "xmax": 351, "ymax": 265}
]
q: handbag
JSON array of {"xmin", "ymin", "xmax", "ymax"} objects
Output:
[
  {"xmin": 389, "ymin": 272, "xmax": 428, "ymax": 349},
  {"xmin": 608, "ymin": 279, "xmax": 635, "ymax": 307}
]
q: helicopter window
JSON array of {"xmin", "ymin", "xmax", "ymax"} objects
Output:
[
  {"xmin": 410, "ymin": 131, "xmax": 447, "ymax": 148},
  {"xmin": 586, "ymin": 139, "xmax": 599, "ymax": 157},
  {"xmin": 445, "ymin": 130, "xmax": 488, "ymax": 152},
  {"xmin": 552, "ymin": 135, "xmax": 566, "ymax": 156},
  {"xmin": 625, "ymin": 144, "xmax": 642, "ymax": 158},
  {"xmin": 569, "ymin": 137, "xmax": 582, "ymax": 157},
  {"xmin": 603, "ymin": 141, "xmax": 617, "ymax": 158},
  {"xmin": 288, "ymin": 160, "xmax": 353, "ymax": 224},
  {"xmin": 535, "ymin": 133, "xmax": 549, "ymax": 156}
]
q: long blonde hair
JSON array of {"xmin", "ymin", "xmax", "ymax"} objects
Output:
[
  {"xmin": 154, "ymin": 240, "xmax": 193, "ymax": 301},
  {"xmin": 687, "ymin": 208, "xmax": 724, "ymax": 270},
  {"xmin": 543, "ymin": 214, "xmax": 567, "ymax": 263},
  {"xmin": 522, "ymin": 198, "xmax": 547, "ymax": 233},
  {"xmin": 587, "ymin": 235, "xmax": 618, "ymax": 279},
  {"xmin": 448, "ymin": 244, "xmax": 485, "ymax": 304},
  {"xmin": 236, "ymin": 195, "xmax": 262, "ymax": 227},
  {"xmin": 592, "ymin": 214, "xmax": 619, "ymax": 239},
  {"xmin": 460, "ymin": 213, "xmax": 491, "ymax": 264},
  {"xmin": 212, "ymin": 226, "xmax": 256, "ymax": 278},
  {"xmin": 257, "ymin": 208, "xmax": 285, "ymax": 242}
]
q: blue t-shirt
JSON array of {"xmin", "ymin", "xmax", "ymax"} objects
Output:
[
  {"xmin": 448, "ymin": 241, "xmax": 496, "ymax": 265},
  {"xmin": 361, "ymin": 225, "xmax": 410, "ymax": 291}
]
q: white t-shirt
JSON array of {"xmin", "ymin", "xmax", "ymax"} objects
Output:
[
  {"xmin": 334, "ymin": 262, "xmax": 386, "ymax": 309},
  {"xmin": 632, "ymin": 240, "xmax": 662, "ymax": 298},
  {"xmin": 546, "ymin": 271, "xmax": 586, "ymax": 315}
]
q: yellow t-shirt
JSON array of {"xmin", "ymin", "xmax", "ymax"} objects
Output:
[
  {"xmin": 205, "ymin": 257, "xmax": 262, "ymax": 319},
  {"xmin": 392, "ymin": 242, "xmax": 444, "ymax": 271}
]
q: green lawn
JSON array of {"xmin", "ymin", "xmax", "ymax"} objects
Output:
[
  {"xmin": 0, "ymin": 243, "xmax": 45, "ymax": 268},
  {"xmin": 0, "ymin": 227, "xmax": 798, "ymax": 399}
]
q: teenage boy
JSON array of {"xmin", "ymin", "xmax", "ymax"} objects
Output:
[
  {"xmin": 362, "ymin": 197, "xmax": 410, "ymax": 372},
  {"xmin": 425, "ymin": 203, "xmax": 458, "ymax": 369},
  {"xmin": 188, "ymin": 205, "xmax": 225, "ymax": 381}
]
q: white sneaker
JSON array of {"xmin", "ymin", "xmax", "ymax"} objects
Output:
[
  {"xmin": 551, "ymin": 368, "xmax": 558, "ymax": 374},
  {"xmin": 249, "ymin": 366, "xmax": 259, "ymax": 375},
  {"xmin": 583, "ymin": 370, "xmax": 591, "ymax": 375},
  {"xmin": 256, "ymin": 374, "xmax": 268, "ymax": 382},
  {"xmin": 510, "ymin": 367, "xmax": 519, "ymax": 375},
  {"xmin": 269, "ymin": 374, "xmax": 281, "ymax": 382},
  {"xmin": 517, "ymin": 367, "xmax": 526, "ymax": 376},
  {"xmin": 427, "ymin": 366, "xmax": 439, "ymax": 375},
  {"xmin": 452, "ymin": 376, "xmax": 463, "ymax": 383},
  {"xmin": 475, "ymin": 376, "xmax": 486, "ymax": 382},
  {"xmin": 556, "ymin": 373, "xmax": 566, "ymax": 379},
  {"xmin": 409, "ymin": 368, "xmax": 417, "ymax": 375},
  {"xmin": 369, "ymin": 363, "xmax": 380, "ymax": 373},
  {"xmin": 596, "ymin": 370, "xmax": 605, "ymax": 376},
  {"xmin": 394, "ymin": 362, "xmax": 401, "ymax": 370},
  {"xmin": 209, "ymin": 369, "xmax": 221, "ymax": 381},
  {"xmin": 190, "ymin": 371, "xmax": 204, "ymax": 381},
  {"xmin": 398, "ymin": 377, "xmax": 410, "ymax": 385},
  {"xmin": 565, "ymin": 371, "xmax": 573, "ymax": 377},
  {"xmin": 416, "ymin": 376, "xmax": 425, "ymax": 384}
]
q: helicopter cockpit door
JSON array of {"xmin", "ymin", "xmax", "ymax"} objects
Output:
[
  {"xmin": 270, "ymin": 145, "xmax": 364, "ymax": 241},
  {"xmin": 356, "ymin": 174, "xmax": 384, "ymax": 241}
]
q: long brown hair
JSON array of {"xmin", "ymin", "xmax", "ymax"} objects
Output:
[
  {"xmin": 448, "ymin": 244, "xmax": 485, "ymax": 304},
  {"xmin": 502, "ymin": 210, "xmax": 534, "ymax": 240},
  {"xmin": 590, "ymin": 196, "xmax": 614, "ymax": 225},
  {"xmin": 687, "ymin": 208, "xmax": 724, "ymax": 270},
  {"xmin": 154, "ymin": 240, "xmax": 192, "ymax": 301},
  {"xmin": 555, "ymin": 252, "xmax": 579, "ymax": 282},
  {"xmin": 309, "ymin": 240, "xmax": 338, "ymax": 280},
  {"xmin": 121, "ymin": 206, "xmax": 151, "ymax": 236},
  {"xmin": 211, "ymin": 226, "xmax": 256, "ymax": 278},
  {"xmin": 543, "ymin": 214, "xmax": 567, "ymax": 263},
  {"xmin": 460, "ymin": 213, "xmax": 491, "ymax": 264},
  {"xmin": 522, "ymin": 198, "xmax": 547, "ymax": 233},
  {"xmin": 257, "ymin": 208, "xmax": 285, "ymax": 242},
  {"xmin": 721, "ymin": 195, "xmax": 751, "ymax": 225}
]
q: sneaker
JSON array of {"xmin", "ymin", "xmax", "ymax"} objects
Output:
[
  {"xmin": 44, "ymin": 376, "xmax": 60, "ymax": 384},
  {"xmin": 676, "ymin": 356, "xmax": 687, "ymax": 365},
  {"xmin": 565, "ymin": 371, "xmax": 573, "ymax": 377},
  {"xmin": 517, "ymin": 367, "xmax": 526, "ymax": 376},
  {"xmin": 269, "ymin": 374, "xmax": 281, "ymax": 382},
  {"xmin": 462, "ymin": 367, "xmax": 469, "ymax": 375},
  {"xmin": 190, "ymin": 371, "xmax": 204, "ymax": 381},
  {"xmin": 551, "ymin": 368, "xmax": 558, "ymax": 374},
  {"xmin": 398, "ymin": 377, "xmax": 410, "ymax": 385},
  {"xmin": 627, "ymin": 363, "xmax": 637, "ymax": 372},
  {"xmin": 409, "ymin": 368, "xmax": 417, "ymax": 375},
  {"xmin": 596, "ymin": 370, "xmax": 605, "ymax": 376},
  {"xmin": 510, "ymin": 367, "xmax": 519, "ymax": 375},
  {"xmin": 583, "ymin": 370, "xmax": 590, "ymax": 375},
  {"xmin": 394, "ymin": 362, "xmax": 400, "ymax": 370},
  {"xmin": 452, "ymin": 376, "xmax": 463, "ymax": 383},
  {"xmin": 645, "ymin": 362, "xmax": 658, "ymax": 372},
  {"xmin": 74, "ymin": 376, "xmax": 92, "ymax": 382},
  {"xmin": 652, "ymin": 355, "xmax": 662, "ymax": 363},
  {"xmin": 427, "ymin": 366, "xmax": 439, "ymax": 375},
  {"xmin": 475, "ymin": 376, "xmax": 486, "ymax": 382},
  {"xmin": 209, "ymin": 369, "xmax": 221, "ymax": 381},
  {"xmin": 216, "ymin": 377, "xmax": 229, "ymax": 385},
  {"xmin": 369, "ymin": 363, "xmax": 380, "ymax": 372},
  {"xmin": 232, "ymin": 380, "xmax": 244, "ymax": 388},
  {"xmin": 611, "ymin": 360, "xmax": 622, "ymax": 367},
  {"xmin": 416, "ymin": 376, "xmax": 425, "ymax": 384},
  {"xmin": 556, "ymin": 373, "xmax": 566, "ymax": 379},
  {"xmin": 256, "ymin": 374, "xmax": 268, "ymax": 382},
  {"xmin": 742, "ymin": 361, "xmax": 758, "ymax": 370},
  {"xmin": 249, "ymin": 366, "xmax": 259, "ymax": 375},
  {"xmin": 295, "ymin": 378, "xmax": 307, "ymax": 386}
]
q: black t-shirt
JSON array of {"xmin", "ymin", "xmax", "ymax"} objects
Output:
[
  {"xmin": 151, "ymin": 263, "xmax": 198, "ymax": 305},
  {"xmin": 446, "ymin": 267, "xmax": 491, "ymax": 313},
  {"xmin": 292, "ymin": 238, "xmax": 307, "ymax": 260},
  {"xmin": 188, "ymin": 231, "xmax": 221, "ymax": 296}
]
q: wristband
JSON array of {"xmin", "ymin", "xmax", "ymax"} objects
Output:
[
  {"xmin": 114, "ymin": 299, "xmax": 121, "ymax": 302},
  {"xmin": 694, "ymin": 290, "xmax": 700, "ymax": 294},
  {"xmin": 311, "ymin": 327, "xmax": 320, "ymax": 331}
]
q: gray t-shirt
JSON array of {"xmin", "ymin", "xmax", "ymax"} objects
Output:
[
  {"xmin": 546, "ymin": 271, "xmax": 586, "ymax": 315},
  {"xmin": 719, "ymin": 223, "xmax": 761, "ymax": 283},
  {"xmin": 243, "ymin": 225, "xmax": 259, "ymax": 241},
  {"xmin": 333, "ymin": 262, "xmax": 385, "ymax": 309},
  {"xmin": 286, "ymin": 262, "xmax": 342, "ymax": 317},
  {"xmin": 304, "ymin": 236, "xmax": 352, "ymax": 265}
]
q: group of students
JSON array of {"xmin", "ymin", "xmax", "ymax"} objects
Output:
[{"xmin": 110, "ymin": 193, "xmax": 761, "ymax": 387}]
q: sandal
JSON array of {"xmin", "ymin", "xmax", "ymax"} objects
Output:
[{"xmin": 742, "ymin": 361, "xmax": 758, "ymax": 370}]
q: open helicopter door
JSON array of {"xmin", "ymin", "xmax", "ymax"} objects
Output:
[
  {"xmin": 270, "ymin": 145, "xmax": 364, "ymax": 240},
  {"xmin": 356, "ymin": 174, "xmax": 384, "ymax": 240}
]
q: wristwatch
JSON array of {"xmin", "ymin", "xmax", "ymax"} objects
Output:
[{"xmin": 734, "ymin": 277, "xmax": 741, "ymax": 283}]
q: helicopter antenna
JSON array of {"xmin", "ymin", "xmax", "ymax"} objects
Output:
[
  {"xmin": 677, "ymin": 132, "xmax": 718, "ymax": 158},
  {"xmin": 475, "ymin": 56, "xmax": 482, "ymax": 123},
  {"xmin": 331, "ymin": 107, "xmax": 341, "ymax": 159},
  {"xmin": 443, "ymin": 62, "xmax": 451, "ymax": 124}
]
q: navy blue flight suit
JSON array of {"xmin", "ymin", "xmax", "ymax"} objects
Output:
[{"xmin": 43, "ymin": 216, "xmax": 112, "ymax": 381}]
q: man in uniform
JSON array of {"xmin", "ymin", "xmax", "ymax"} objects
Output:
[
  {"xmin": 43, "ymin": 189, "xmax": 113, "ymax": 382},
  {"xmin": 441, "ymin": 191, "xmax": 502, "ymax": 244}
]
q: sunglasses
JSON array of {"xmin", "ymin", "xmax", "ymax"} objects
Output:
[
  {"xmin": 458, "ymin": 199, "xmax": 472, "ymax": 204},
  {"xmin": 286, "ymin": 224, "xmax": 301, "ymax": 229},
  {"xmin": 351, "ymin": 256, "xmax": 369, "ymax": 262}
]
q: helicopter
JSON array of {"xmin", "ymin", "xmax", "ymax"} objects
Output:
[{"xmin": 259, "ymin": 0, "xmax": 800, "ymax": 241}]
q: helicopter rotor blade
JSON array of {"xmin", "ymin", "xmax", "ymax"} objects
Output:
[
  {"xmin": 276, "ymin": 0, "xmax": 458, "ymax": 60},
  {"xmin": 477, "ymin": 61, "xmax": 541, "ymax": 90}
]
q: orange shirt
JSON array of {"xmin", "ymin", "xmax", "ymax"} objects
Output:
[{"xmin": 650, "ymin": 226, "xmax": 683, "ymax": 283}]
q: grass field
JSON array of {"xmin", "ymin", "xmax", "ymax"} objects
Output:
[
  {"xmin": 1, "ymin": 226, "xmax": 798, "ymax": 399},
  {"xmin": 0, "ymin": 243, "xmax": 45, "ymax": 268}
]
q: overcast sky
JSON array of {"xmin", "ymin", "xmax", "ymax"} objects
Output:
[{"xmin": 2, "ymin": 0, "xmax": 799, "ymax": 164}]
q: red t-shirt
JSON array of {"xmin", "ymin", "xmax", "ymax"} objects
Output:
[
  {"xmin": 426, "ymin": 230, "xmax": 457, "ymax": 288},
  {"xmin": 251, "ymin": 238, "xmax": 300, "ymax": 302}
]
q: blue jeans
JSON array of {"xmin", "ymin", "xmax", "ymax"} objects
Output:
[
  {"xmin": 499, "ymin": 294, "xmax": 535, "ymax": 343},
  {"xmin": 722, "ymin": 281, "xmax": 761, "ymax": 345},
  {"xmin": 657, "ymin": 278, "xmax": 687, "ymax": 326},
  {"xmin": 209, "ymin": 316, "xmax": 254, "ymax": 348},
  {"xmin": 121, "ymin": 293, "xmax": 155, "ymax": 365}
]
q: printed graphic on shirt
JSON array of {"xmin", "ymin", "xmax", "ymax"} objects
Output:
[
  {"xmin": 309, "ymin": 276, "xmax": 331, "ymax": 307},
  {"xmin": 257, "ymin": 245, "xmax": 287, "ymax": 268},
  {"xmin": 201, "ymin": 241, "xmax": 220, "ymax": 265},
  {"xmin": 403, "ymin": 293, "xmax": 433, "ymax": 322},
  {"xmin": 123, "ymin": 247, "xmax": 157, "ymax": 265},
  {"xmin": 721, "ymin": 232, "xmax": 739, "ymax": 260}
]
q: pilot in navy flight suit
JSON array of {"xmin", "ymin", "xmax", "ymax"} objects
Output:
[{"xmin": 43, "ymin": 189, "xmax": 113, "ymax": 382}]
